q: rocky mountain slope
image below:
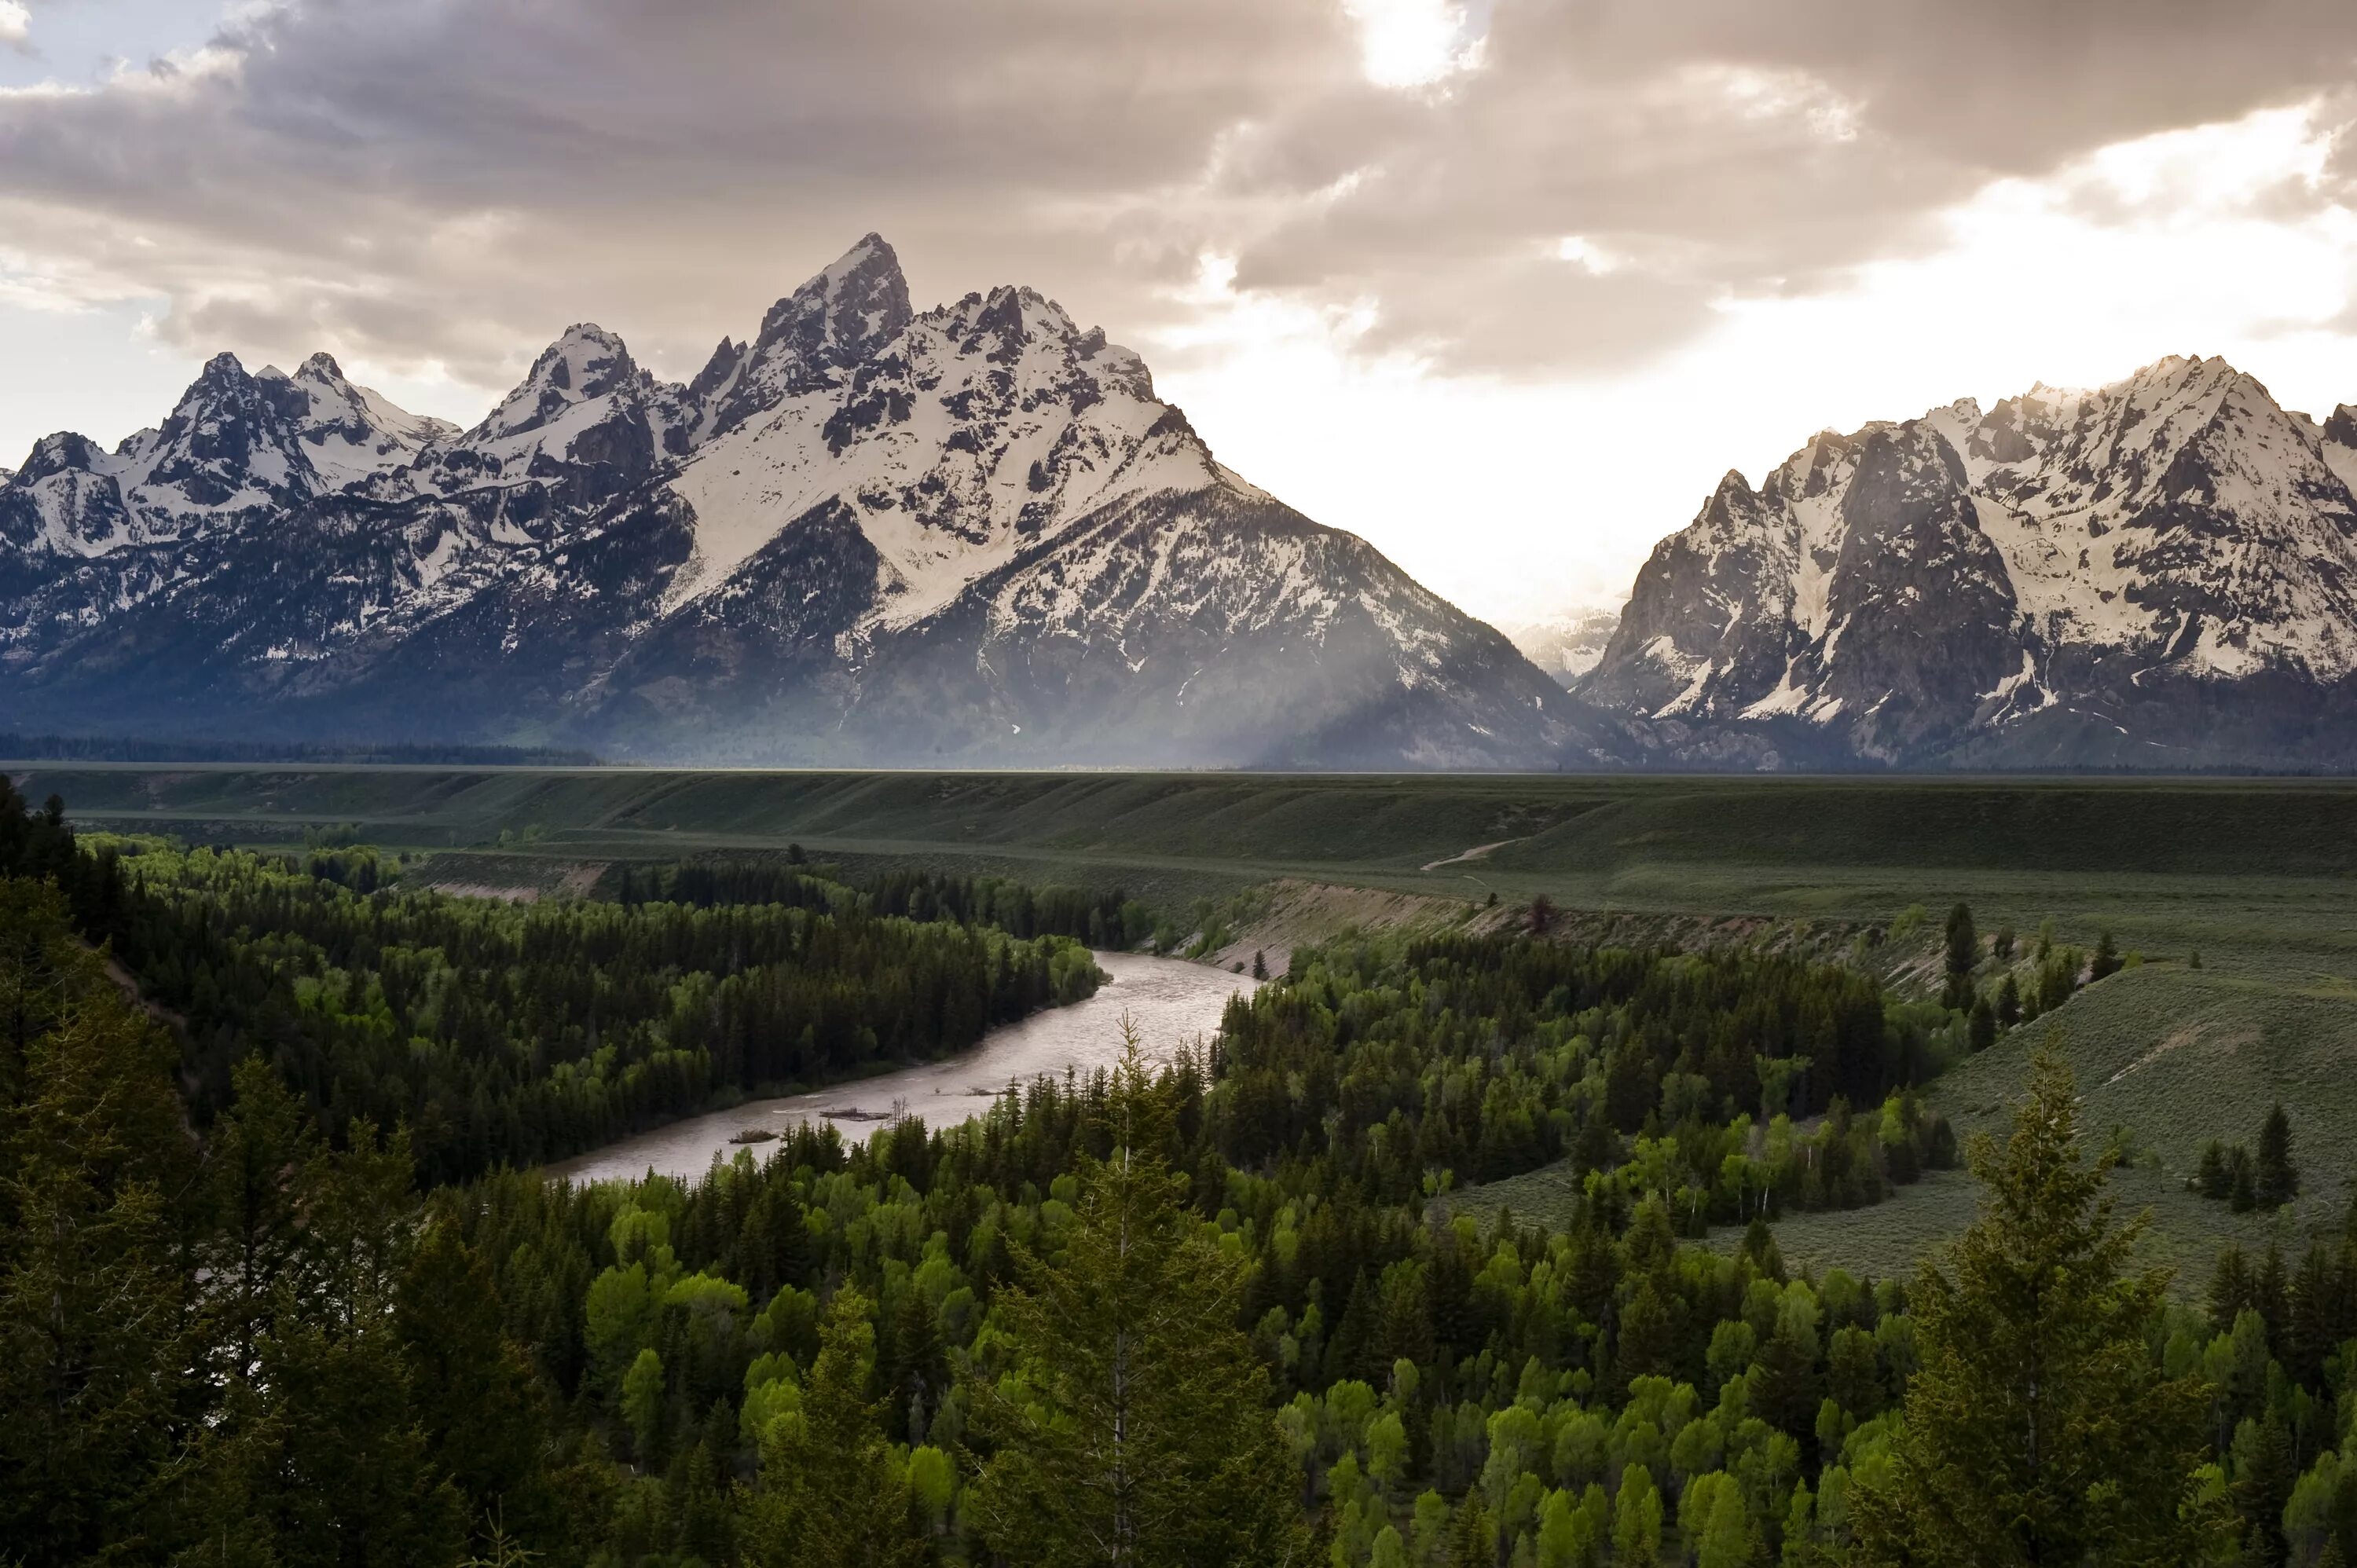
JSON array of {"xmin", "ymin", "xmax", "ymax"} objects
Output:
[
  {"xmin": 0, "ymin": 236, "xmax": 1590, "ymax": 769},
  {"xmin": 1578, "ymin": 356, "xmax": 2357, "ymax": 768}
]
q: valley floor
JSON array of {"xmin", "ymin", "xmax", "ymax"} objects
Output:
[{"xmin": 27, "ymin": 760, "xmax": 2357, "ymax": 1283}]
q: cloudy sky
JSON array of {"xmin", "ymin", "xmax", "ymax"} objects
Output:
[{"xmin": 6, "ymin": 0, "xmax": 2357, "ymax": 624}]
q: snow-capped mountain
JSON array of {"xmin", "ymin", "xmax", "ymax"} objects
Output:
[
  {"xmin": 0, "ymin": 235, "xmax": 1586, "ymax": 768},
  {"xmin": 1, "ymin": 351, "xmax": 453, "ymax": 559},
  {"xmin": 1504, "ymin": 608, "xmax": 1622, "ymax": 689},
  {"xmin": 1578, "ymin": 355, "xmax": 2357, "ymax": 768}
]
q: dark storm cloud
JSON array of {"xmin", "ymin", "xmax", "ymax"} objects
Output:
[{"xmin": 2, "ymin": 0, "xmax": 2352, "ymax": 394}]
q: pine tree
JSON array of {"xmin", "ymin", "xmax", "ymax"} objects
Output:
[
  {"xmin": 1325, "ymin": 1269, "xmax": 1377, "ymax": 1389},
  {"xmin": 0, "ymin": 881, "xmax": 196, "ymax": 1564},
  {"xmin": 2231, "ymin": 1146, "xmax": 2258, "ymax": 1212},
  {"xmin": 2234, "ymin": 1409, "xmax": 2297, "ymax": 1566},
  {"xmin": 1943, "ymin": 903, "xmax": 1978, "ymax": 1009},
  {"xmin": 2209, "ymin": 1246, "xmax": 2256, "ymax": 1337},
  {"xmin": 964, "ymin": 1031, "xmax": 1310, "ymax": 1568},
  {"xmin": 1995, "ymin": 975, "xmax": 2021, "ymax": 1030},
  {"xmin": 394, "ymin": 1219, "xmax": 554, "ymax": 1542},
  {"xmin": 1448, "ymin": 1486, "xmax": 1495, "ymax": 1568},
  {"xmin": 2197, "ymin": 1139, "xmax": 2231, "ymax": 1200},
  {"xmin": 2255, "ymin": 1105, "xmax": 2298, "ymax": 1210},
  {"xmin": 206, "ymin": 1056, "xmax": 319, "ymax": 1382},
  {"xmin": 2090, "ymin": 929, "xmax": 2122, "ymax": 981},
  {"xmin": 1847, "ymin": 1048, "xmax": 2227, "ymax": 1566}
]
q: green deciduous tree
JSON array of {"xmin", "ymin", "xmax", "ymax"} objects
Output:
[
  {"xmin": 1848, "ymin": 1048, "xmax": 2227, "ymax": 1566},
  {"xmin": 739, "ymin": 1286, "xmax": 923, "ymax": 1568}
]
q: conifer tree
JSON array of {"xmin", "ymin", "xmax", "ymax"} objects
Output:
[
  {"xmin": 1942, "ymin": 903, "xmax": 1978, "ymax": 1008},
  {"xmin": 0, "ymin": 880, "xmax": 195, "ymax": 1564},
  {"xmin": 2090, "ymin": 929, "xmax": 2122, "ymax": 980},
  {"xmin": 1848, "ymin": 1048, "xmax": 2227, "ymax": 1566},
  {"xmin": 964, "ymin": 1030, "xmax": 1310, "ymax": 1568},
  {"xmin": 2231, "ymin": 1146, "xmax": 2259, "ymax": 1213},
  {"xmin": 2197, "ymin": 1139, "xmax": 2231, "ymax": 1200},
  {"xmin": 1449, "ymin": 1486, "xmax": 1495, "ymax": 1568},
  {"xmin": 2255, "ymin": 1105, "xmax": 2298, "ymax": 1210},
  {"xmin": 2233, "ymin": 1409, "xmax": 2296, "ymax": 1566}
]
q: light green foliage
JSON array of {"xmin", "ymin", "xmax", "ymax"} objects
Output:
[
  {"xmin": 1683, "ymin": 1470, "xmax": 1758, "ymax": 1568},
  {"xmin": 1413, "ymin": 1489, "xmax": 1453, "ymax": 1564},
  {"xmin": 1612, "ymin": 1462, "xmax": 1663, "ymax": 1566},
  {"xmin": 907, "ymin": 1444, "xmax": 956, "ymax": 1530},
  {"xmin": 622, "ymin": 1348, "xmax": 665, "ymax": 1458},
  {"xmin": 740, "ymin": 1287, "xmax": 923, "ymax": 1568}
]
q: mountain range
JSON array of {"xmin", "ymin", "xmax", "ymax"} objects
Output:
[
  {"xmin": 0, "ymin": 236, "xmax": 1585, "ymax": 768},
  {"xmin": 7, "ymin": 236, "xmax": 2357, "ymax": 771},
  {"xmin": 1578, "ymin": 355, "xmax": 2357, "ymax": 768}
]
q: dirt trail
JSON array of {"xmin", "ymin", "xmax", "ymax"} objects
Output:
[{"xmin": 1420, "ymin": 838, "xmax": 1523, "ymax": 871}]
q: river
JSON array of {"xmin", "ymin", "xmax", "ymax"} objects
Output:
[{"xmin": 542, "ymin": 951, "xmax": 1260, "ymax": 1187}]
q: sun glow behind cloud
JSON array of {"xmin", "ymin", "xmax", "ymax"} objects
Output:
[
  {"xmin": 1343, "ymin": 0, "xmax": 1483, "ymax": 89},
  {"xmin": 1152, "ymin": 98, "xmax": 2357, "ymax": 626}
]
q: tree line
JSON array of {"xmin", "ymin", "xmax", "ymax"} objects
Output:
[{"xmin": 0, "ymin": 779, "xmax": 1105, "ymax": 1185}]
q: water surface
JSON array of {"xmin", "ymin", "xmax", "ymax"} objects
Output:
[{"xmin": 544, "ymin": 951, "xmax": 1257, "ymax": 1186}]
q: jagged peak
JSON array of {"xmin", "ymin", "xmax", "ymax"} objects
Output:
[
  {"xmin": 687, "ymin": 336, "xmax": 743, "ymax": 400},
  {"xmin": 470, "ymin": 324, "xmax": 642, "ymax": 442},
  {"xmin": 548, "ymin": 321, "xmax": 631, "ymax": 356},
  {"xmin": 751, "ymin": 233, "xmax": 911, "ymax": 361},
  {"xmin": 18, "ymin": 429, "xmax": 107, "ymax": 479},
  {"xmin": 821, "ymin": 232, "xmax": 898, "ymax": 290}
]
